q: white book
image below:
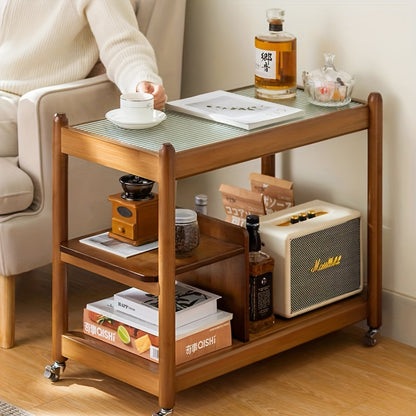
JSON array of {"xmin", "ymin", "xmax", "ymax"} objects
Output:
[
  {"xmin": 86, "ymin": 297, "xmax": 232, "ymax": 339},
  {"xmin": 113, "ymin": 281, "xmax": 220, "ymax": 327},
  {"xmin": 166, "ymin": 90, "xmax": 304, "ymax": 130}
]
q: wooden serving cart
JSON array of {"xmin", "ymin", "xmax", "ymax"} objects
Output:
[{"xmin": 45, "ymin": 87, "xmax": 382, "ymax": 416}]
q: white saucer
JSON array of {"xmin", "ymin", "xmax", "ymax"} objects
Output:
[{"xmin": 105, "ymin": 109, "xmax": 166, "ymax": 129}]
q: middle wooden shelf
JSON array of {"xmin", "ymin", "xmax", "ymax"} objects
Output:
[{"xmin": 61, "ymin": 213, "xmax": 250, "ymax": 341}]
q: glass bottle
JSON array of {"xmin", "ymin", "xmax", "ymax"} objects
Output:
[
  {"xmin": 246, "ymin": 215, "xmax": 275, "ymax": 333},
  {"xmin": 255, "ymin": 8, "xmax": 297, "ymax": 100},
  {"xmin": 194, "ymin": 194, "xmax": 208, "ymax": 215}
]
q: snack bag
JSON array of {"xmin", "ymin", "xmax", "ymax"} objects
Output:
[
  {"xmin": 219, "ymin": 183, "xmax": 265, "ymax": 227},
  {"xmin": 249, "ymin": 172, "xmax": 294, "ymax": 214}
]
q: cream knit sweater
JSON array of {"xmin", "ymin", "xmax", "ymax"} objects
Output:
[{"xmin": 0, "ymin": 0, "xmax": 162, "ymax": 96}]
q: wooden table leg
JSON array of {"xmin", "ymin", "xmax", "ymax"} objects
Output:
[
  {"xmin": 261, "ymin": 154, "xmax": 275, "ymax": 177},
  {"xmin": 157, "ymin": 143, "xmax": 176, "ymax": 413},
  {"xmin": 52, "ymin": 113, "xmax": 69, "ymax": 364},
  {"xmin": 367, "ymin": 92, "xmax": 383, "ymax": 331}
]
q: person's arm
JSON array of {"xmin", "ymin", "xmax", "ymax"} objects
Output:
[{"xmin": 79, "ymin": 0, "xmax": 166, "ymax": 107}]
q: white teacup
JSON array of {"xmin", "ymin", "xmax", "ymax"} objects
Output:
[{"xmin": 120, "ymin": 92, "xmax": 154, "ymax": 122}]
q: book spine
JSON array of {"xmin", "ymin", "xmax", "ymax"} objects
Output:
[
  {"xmin": 86, "ymin": 303, "xmax": 159, "ymax": 335},
  {"xmin": 83, "ymin": 309, "xmax": 231, "ymax": 364}
]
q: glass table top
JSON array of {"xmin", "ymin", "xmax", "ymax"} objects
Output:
[{"xmin": 74, "ymin": 87, "xmax": 364, "ymax": 153}]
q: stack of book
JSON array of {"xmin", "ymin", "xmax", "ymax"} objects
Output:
[{"xmin": 83, "ymin": 281, "xmax": 232, "ymax": 364}]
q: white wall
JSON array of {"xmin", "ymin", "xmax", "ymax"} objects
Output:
[{"xmin": 177, "ymin": 0, "xmax": 416, "ymax": 347}]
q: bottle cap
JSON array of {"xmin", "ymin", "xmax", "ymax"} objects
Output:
[
  {"xmin": 267, "ymin": 8, "xmax": 285, "ymax": 22},
  {"xmin": 246, "ymin": 214, "xmax": 260, "ymax": 225},
  {"xmin": 195, "ymin": 194, "xmax": 208, "ymax": 205},
  {"xmin": 267, "ymin": 8, "xmax": 284, "ymax": 31},
  {"xmin": 175, "ymin": 208, "xmax": 197, "ymax": 224},
  {"xmin": 246, "ymin": 215, "xmax": 261, "ymax": 252}
]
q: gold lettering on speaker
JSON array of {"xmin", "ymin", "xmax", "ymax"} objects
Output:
[{"xmin": 310, "ymin": 255, "xmax": 342, "ymax": 273}]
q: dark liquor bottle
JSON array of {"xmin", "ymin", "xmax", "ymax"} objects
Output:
[{"xmin": 246, "ymin": 215, "xmax": 275, "ymax": 333}]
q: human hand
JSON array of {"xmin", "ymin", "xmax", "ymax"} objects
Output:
[{"xmin": 136, "ymin": 81, "xmax": 167, "ymax": 110}]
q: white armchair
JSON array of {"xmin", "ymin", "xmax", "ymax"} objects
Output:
[{"xmin": 0, "ymin": 0, "xmax": 186, "ymax": 348}]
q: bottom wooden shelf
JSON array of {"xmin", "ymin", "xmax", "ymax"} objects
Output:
[
  {"xmin": 62, "ymin": 294, "xmax": 367, "ymax": 395},
  {"xmin": 62, "ymin": 331, "xmax": 160, "ymax": 395},
  {"xmin": 175, "ymin": 294, "xmax": 367, "ymax": 391}
]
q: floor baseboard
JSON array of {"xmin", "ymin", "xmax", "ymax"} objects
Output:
[{"xmin": 381, "ymin": 289, "xmax": 416, "ymax": 348}]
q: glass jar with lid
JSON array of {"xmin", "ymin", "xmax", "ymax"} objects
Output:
[
  {"xmin": 175, "ymin": 209, "xmax": 200, "ymax": 257},
  {"xmin": 302, "ymin": 53, "xmax": 355, "ymax": 107}
]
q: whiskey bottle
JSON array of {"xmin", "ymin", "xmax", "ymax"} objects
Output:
[
  {"xmin": 255, "ymin": 8, "xmax": 297, "ymax": 100},
  {"xmin": 246, "ymin": 215, "xmax": 275, "ymax": 333}
]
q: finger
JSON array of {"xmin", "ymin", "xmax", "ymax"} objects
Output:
[{"xmin": 136, "ymin": 81, "xmax": 153, "ymax": 94}]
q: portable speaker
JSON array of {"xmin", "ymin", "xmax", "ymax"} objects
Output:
[{"xmin": 259, "ymin": 200, "xmax": 362, "ymax": 318}]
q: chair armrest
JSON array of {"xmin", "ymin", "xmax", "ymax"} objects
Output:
[{"xmin": 17, "ymin": 75, "xmax": 120, "ymax": 211}]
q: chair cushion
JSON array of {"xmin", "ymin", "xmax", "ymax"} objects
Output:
[{"xmin": 0, "ymin": 158, "xmax": 34, "ymax": 215}]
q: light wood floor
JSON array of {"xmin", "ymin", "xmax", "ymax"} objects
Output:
[{"xmin": 0, "ymin": 265, "xmax": 415, "ymax": 416}]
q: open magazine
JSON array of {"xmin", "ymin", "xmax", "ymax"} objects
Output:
[
  {"xmin": 80, "ymin": 232, "xmax": 158, "ymax": 258},
  {"xmin": 166, "ymin": 90, "xmax": 304, "ymax": 130}
]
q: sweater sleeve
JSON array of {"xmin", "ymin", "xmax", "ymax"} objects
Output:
[{"xmin": 76, "ymin": 0, "xmax": 163, "ymax": 93}]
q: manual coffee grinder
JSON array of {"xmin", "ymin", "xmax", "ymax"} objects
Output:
[{"xmin": 108, "ymin": 175, "xmax": 158, "ymax": 246}]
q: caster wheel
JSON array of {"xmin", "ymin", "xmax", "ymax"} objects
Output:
[
  {"xmin": 44, "ymin": 365, "xmax": 60, "ymax": 382},
  {"xmin": 152, "ymin": 409, "xmax": 173, "ymax": 416},
  {"xmin": 365, "ymin": 328, "xmax": 378, "ymax": 347},
  {"xmin": 44, "ymin": 361, "xmax": 66, "ymax": 382}
]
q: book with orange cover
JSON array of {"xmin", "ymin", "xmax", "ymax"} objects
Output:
[{"xmin": 83, "ymin": 297, "xmax": 232, "ymax": 364}]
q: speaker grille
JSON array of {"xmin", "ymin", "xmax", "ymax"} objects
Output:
[{"xmin": 290, "ymin": 218, "xmax": 361, "ymax": 314}]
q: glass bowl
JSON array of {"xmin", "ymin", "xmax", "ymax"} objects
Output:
[{"xmin": 302, "ymin": 53, "xmax": 355, "ymax": 107}]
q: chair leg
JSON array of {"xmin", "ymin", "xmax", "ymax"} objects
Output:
[{"xmin": 0, "ymin": 274, "xmax": 15, "ymax": 348}]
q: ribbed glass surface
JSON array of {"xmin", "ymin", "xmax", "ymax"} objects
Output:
[{"xmin": 74, "ymin": 87, "xmax": 363, "ymax": 153}]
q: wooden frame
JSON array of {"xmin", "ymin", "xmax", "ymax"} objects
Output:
[{"xmin": 49, "ymin": 91, "xmax": 382, "ymax": 414}]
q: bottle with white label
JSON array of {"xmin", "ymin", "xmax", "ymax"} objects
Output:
[{"xmin": 255, "ymin": 8, "xmax": 297, "ymax": 100}]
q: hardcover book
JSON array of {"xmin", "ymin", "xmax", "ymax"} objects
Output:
[
  {"xmin": 166, "ymin": 90, "xmax": 304, "ymax": 130},
  {"xmin": 84, "ymin": 297, "xmax": 232, "ymax": 364},
  {"xmin": 113, "ymin": 281, "xmax": 220, "ymax": 327}
]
